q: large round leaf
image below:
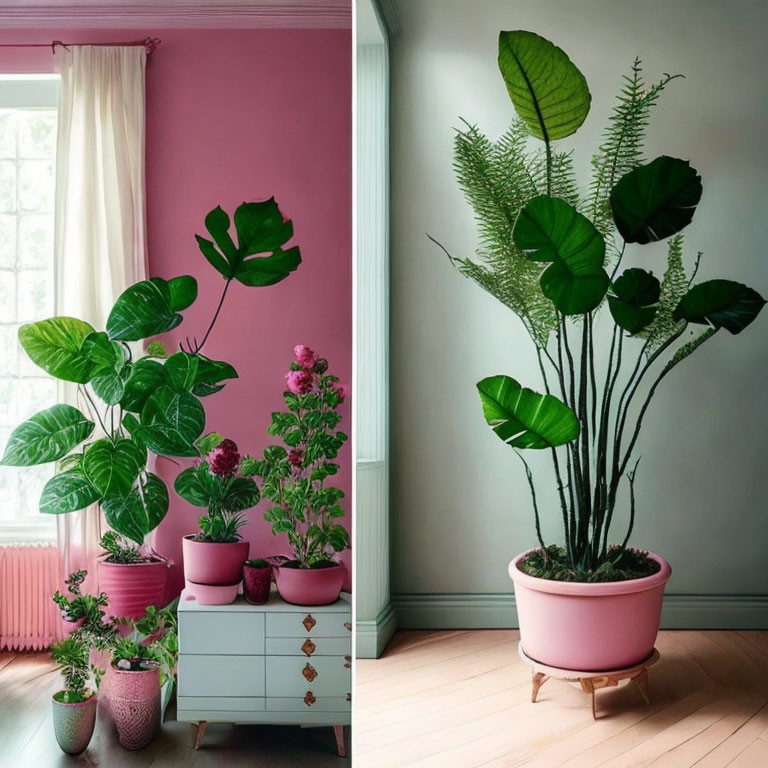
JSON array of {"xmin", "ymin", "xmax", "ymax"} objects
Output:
[
  {"xmin": 102, "ymin": 472, "xmax": 169, "ymax": 545},
  {"xmin": 673, "ymin": 279, "xmax": 766, "ymax": 334},
  {"xmin": 497, "ymin": 31, "xmax": 591, "ymax": 141},
  {"xmin": 167, "ymin": 275, "xmax": 198, "ymax": 312},
  {"xmin": 18, "ymin": 317, "xmax": 96, "ymax": 383},
  {"xmin": 610, "ymin": 156, "xmax": 702, "ymax": 244},
  {"xmin": 222, "ymin": 478, "xmax": 260, "ymax": 512},
  {"xmin": 513, "ymin": 195, "xmax": 609, "ymax": 314},
  {"xmin": 106, "ymin": 277, "xmax": 189, "ymax": 341},
  {"xmin": 0, "ymin": 404, "xmax": 94, "ymax": 466},
  {"xmin": 120, "ymin": 359, "xmax": 169, "ymax": 412},
  {"xmin": 165, "ymin": 352, "xmax": 200, "ymax": 392},
  {"xmin": 174, "ymin": 463, "xmax": 220, "ymax": 507},
  {"xmin": 82, "ymin": 438, "xmax": 146, "ymax": 497},
  {"xmin": 192, "ymin": 355, "xmax": 238, "ymax": 398},
  {"xmin": 139, "ymin": 386, "xmax": 205, "ymax": 457},
  {"xmin": 477, "ymin": 375, "xmax": 579, "ymax": 449},
  {"xmin": 39, "ymin": 469, "xmax": 100, "ymax": 515},
  {"xmin": 608, "ymin": 268, "xmax": 661, "ymax": 334}
]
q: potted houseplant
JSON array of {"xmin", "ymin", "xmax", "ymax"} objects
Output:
[
  {"xmin": 243, "ymin": 558, "xmax": 273, "ymax": 604},
  {"xmin": 50, "ymin": 635, "xmax": 103, "ymax": 755},
  {"xmin": 175, "ymin": 437, "xmax": 259, "ymax": 595},
  {"xmin": 53, "ymin": 569, "xmax": 109, "ymax": 635},
  {"xmin": 0, "ymin": 199, "xmax": 301, "ymax": 617},
  {"xmin": 433, "ymin": 31, "xmax": 765, "ymax": 671},
  {"xmin": 252, "ymin": 345, "xmax": 349, "ymax": 605}
]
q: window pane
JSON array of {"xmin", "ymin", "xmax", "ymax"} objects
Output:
[
  {"xmin": 18, "ymin": 215, "xmax": 52, "ymax": 269},
  {"xmin": 0, "ymin": 270, "xmax": 16, "ymax": 322},
  {"xmin": 18, "ymin": 160, "xmax": 54, "ymax": 213},
  {"xmin": 18, "ymin": 113, "xmax": 57, "ymax": 159},
  {"xmin": 0, "ymin": 327, "xmax": 17, "ymax": 376},
  {"xmin": 0, "ymin": 160, "xmax": 16, "ymax": 213},
  {"xmin": 0, "ymin": 111, "xmax": 16, "ymax": 159},
  {"xmin": 17, "ymin": 269, "xmax": 53, "ymax": 322},
  {"xmin": 0, "ymin": 214, "xmax": 16, "ymax": 268}
]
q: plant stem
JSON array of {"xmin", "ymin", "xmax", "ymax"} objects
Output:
[
  {"xmin": 515, "ymin": 450, "xmax": 547, "ymax": 554},
  {"xmin": 194, "ymin": 278, "xmax": 232, "ymax": 354}
]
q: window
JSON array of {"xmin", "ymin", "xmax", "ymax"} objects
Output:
[{"xmin": 0, "ymin": 75, "xmax": 60, "ymax": 541}]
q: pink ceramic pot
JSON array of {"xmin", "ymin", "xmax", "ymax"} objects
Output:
[
  {"xmin": 273, "ymin": 561, "xmax": 345, "ymax": 606},
  {"xmin": 97, "ymin": 557, "xmax": 169, "ymax": 621},
  {"xmin": 182, "ymin": 535, "xmax": 249, "ymax": 585},
  {"xmin": 183, "ymin": 579, "xmax": 240, "ymax": 605},
  {"xmin": 243, "ymin": 564, "xmax": 273, "ymax": 605},
  {"xmin": 60, "ymin": 616, "xmax": 84, "ymax": 635},
  {"xmin": 510, "ymin": 549, "xmax": 672, "ymax": 671},
  {"xmin": 110, "ymin": 663, "xmax": 161, "ymax": 750}
]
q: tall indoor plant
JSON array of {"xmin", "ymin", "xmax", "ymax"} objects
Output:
[
  {"xmin": 434, "ymin": 32, "xmax": 765, "ymax": 670},
  {"xmin": 0, "ymin": 199, "xmax": 300, "ymax": 618}
]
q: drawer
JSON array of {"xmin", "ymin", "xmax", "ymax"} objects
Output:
[
  {"xmin": 179, "ymin": 612, "xmax": 265, "ymax": 655},
  {"xmin": 266, "ymin": 655, "xmax": 350, "ymax": 697},
  {"xmin": 178, "ymin": 655, "xmax": 265, "ymax": 697},
  {"xmin": 177, "ymin": 696, "xmax": 266, "ymax": 712},
  {"xmin": 265, "ymin": 636, "xmax": 350, "ymax": 657},
  {"xmin": 266, "ymin": 611, "xmax": 351, "ymax": 638},
  {"xmin": 267, "ymin": 696, "xmax": 350, "ymax": 713}
]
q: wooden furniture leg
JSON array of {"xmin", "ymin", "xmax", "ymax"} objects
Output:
[
  {"xmin": 333, "ymin": 725, "xmax": 347, "ymax": 757},
  {"xmin": 192, "ymin": 720, "xmax": 208, "ymax": 750},
  {"xmin": 634, "ymin": 668, "xmax": 650, "ymax": 704},
  {"xmin": 580, "ymin": 678, "xmax": 597, "ymax": 719},
  {"xmin": 531, "ymin": 672, "xmax": 548, "ymax": 702}
]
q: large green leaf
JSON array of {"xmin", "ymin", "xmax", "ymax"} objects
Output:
[
  {"xmin": 497, "ymin": 31, "xmax": 591, "ymax": 141},
  {"xmin": 106, "ymin": 277, "xmax": 191, "ymax": 341},
  {"xmin": 102, "ymin": 472, "xmax": 169, "ymax": 545},
  {"xmin": 165, "ymin": 352, "xmax": 200, "ymax": 392},
  {"xmin": 82, "ymin": 438, "xmax": 146, "ymax": 497},
  {"xmin": 513, "ymin": 195, "xmax": 609, "ymax": 314},
  {"xmin": 477, "ymin": 375, "xmax": 579, "ymax": 449},
  {"xmin": 673, "ymin": 279, "xmax": 766, "ymax": 334},
  {"xmin": 610, "ymin": 156, "xmax": 702, "ymax": 244},
  {"xmin": 18, "ymin": 317, "xmax": 96, "ymax": 383},
  {"xmin": 139, "ymin": 386, "xmax": 205, "ymax": 457},
  {"xmin": 222, "ymin": 478, "xmax": 260, "ymax": 512},
  {"xmin": 0, "ymin": 405, "xmax": 94, "ymax": 466},
  {"xmin": 174, "ymin": 463, "xmax": 219, "ymax": 507},
  {"xmin": 608, "ymin": 268, "xmax": 661, "ymax": 334},
  {"xmin": 39, "ymin": 469, "xmax": 100, "ymax": 515},
  {"xmin": 192, "ymin": 355, "xmax": 238, "ymax": 397},
  {"xmin": 195, "ymin": 199, "xmax": 301, "ymax": 287},
  {"xmin": 120, "ymin": 359, "xmax": 169, "ymax": 412},
  {"xmin": 167, "ymin": 275, "xmax": 198, "ymax": 312}
]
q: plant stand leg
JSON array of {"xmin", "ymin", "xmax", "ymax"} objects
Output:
[
  {"xmin": 634, "ymin": 669, "xmax": 650, "ymax": 704},
  {"xmin": 192, "ymin": 720, "xmax": 208, "ymax": 750},
  {"xmin": 531, "ymin": 672, "xmax": 548, "ymax": 703},
  {"xmin": 580, "ymin": 678, "xmax": 597, "ymax": 719},
  {"xmin": 333, "ymin": 725, "xmax": 347, "ymax": 757}
]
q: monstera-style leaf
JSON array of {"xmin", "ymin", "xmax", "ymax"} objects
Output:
[
  {"xmin": 192, "ymin": 355, "xmax": 238, "ymax": 397},
  {"xmin": 120, "ymin": 359, "xmax": 169, "ymax": 412},
  {"xmin": 18, "ymin": 317, "xmax": 96, "ymax": 383},
  {"xmin": 498, "ymin": 30, "xmax": 591, "ymax": 141},
  {"xmin": 221, "ymin": 478, "xmax": 261, "ymax": 512},
  {"xmin": 82, "ymin": 438, "xmax": 146, "ymax": 498},
  {"xmin": 195, "ymin": 199, "xmax": 301, "ymax": 287},
  {"xmin": 477, "ymin": 375, "xmax": 580, "ymax": 449},
  {"xmin": 39, "ymin": 469, "xmax": 100, "ymax": 515},
  {"xmin": 138, "ymin": 386, "xmax": 205, "ymax": 457},
  {"xmin": 174, "ymin": 463, "xmax": 219, "ymax": 507},
  {"xmin": 608, "ymin": 268, "xmax": 661, "ymax": 334},
  {"xmin": 165, "ymin": 352, "xmax": 200, "ymax": 393},
  {"xmin": 513, "ymin": 196, "xmax": 609, "ymax": 314},
  {"xmin": 610, "ymin": 156, "xmax": 702, "ymax": 244},
  {"xmin": 673, "ymin": 279, "xmax": 766, "ymax": 334},
  {"xmin": 0, "ymin": 405, "xmax": 94, "ymax": 466},
  {"xmin": 102, "ymin": 472, "xmax": 169, "ymax": 544},
  {"xmin": 106, "ymin": 277, "xmax": 195, "ymax": 341}
]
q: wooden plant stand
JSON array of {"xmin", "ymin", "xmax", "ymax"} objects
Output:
[{"xmin": 518, "ymin": 643, "xmax": 660, "ymax": 719}]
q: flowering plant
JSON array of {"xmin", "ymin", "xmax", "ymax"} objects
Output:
[
  {"xmin": 52, "ymin": 569, "xmax": 109, "ymax": 622},
  {"xmin": 174, "ymin": 436, "xmax": 260, "ymax": 542},
  {"xmin": 251, "ymin": 346, "xmax": 349, "ymax": 567}
]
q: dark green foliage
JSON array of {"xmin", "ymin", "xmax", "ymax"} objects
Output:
[
  {"xmin": 196, "ymin": 510, "xmax": 249, "ymax": 543},
  {"xmin": 673, "ymin": 280, "xmax": 766, "ymax": 334},
  {"xmin": 99, "ymin": 531, "xmax": 150, "ymax": 564},
  {"xmin": 50, "ymin": 636, "xmax": 98, "ymax": 703},
  {"xmin": 245, "ymin": 558, "xmax": 271, "ymax": 568},
  {"xmin": 52, "ymin": 570, "xmax": 109, "ymax": 624},
  {"xmin": 518, "ymin": 545, "xmax": 660, "ymax": 582},
  {"xmin": 608, "ymin": 268, "xmax": 661, "ymax": 334}
]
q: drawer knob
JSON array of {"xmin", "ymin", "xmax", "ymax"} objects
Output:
[
  {"xmin": 344, "ymin": 622, "xmax": 351, "ymax": 631},
  {"xmin": 302, "ymin": 663, "xmax": 318, "ymax": 683},
  {"xmin": 346, "ymin": 693, "xmax": 351, "ymax": 702},
  {"xmin": 344, "ymin": 655, "xmax": 351, "ymax": 669},
  {"xmin": 304, "ymin": 691, "xmax": 316, "ymax": 707},
  {"xmin": 301, "ymin": 639, "xmax": 317, "ymax": 657},
  {"xmin": 303, "ymin": 614, "xmax": 317, "ymax": 632}
]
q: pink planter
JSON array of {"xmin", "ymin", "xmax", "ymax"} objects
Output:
[
  {"xmin": 110, "ymin": 664, "xmax": 161, "ymax": 750},
  {"xmin": 273, "ymin": 561, "xmax": 344, "ymax": 606},
  {"xmin": 510, "ymin": 549, "xmax": 672, "ymax": 671},
  {"xmin": 60, "ymin": 616, "xmax": 84, "ymax": 635},
  {"xmin": 182, "ymin": 535, "xmax": 249, "ymax": 586},
  {"xmin": 97, "ymin": 557, "xmax": 169, "ymax": 621},
  {"xmin": 243, "ymin": 565, "xmax": 273, "ymax": 605}
]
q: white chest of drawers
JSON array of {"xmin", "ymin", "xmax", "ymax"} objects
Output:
[{"xmin": 176, "ymin": 588, "xmax": 351, "ymax": 755}]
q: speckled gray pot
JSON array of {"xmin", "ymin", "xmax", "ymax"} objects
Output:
[{"xmin": 52, "ymin": 693, "xmax": 97, "ymax": 755}]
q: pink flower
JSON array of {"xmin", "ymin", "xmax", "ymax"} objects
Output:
[
  {"xmin": 333, "ymin": 383, "xmax": 349, "ymax": 404},
  {"xmin": 294, "ymin": 345, "xmax": 318, "ymax": 370},
  {"xmin": 288, "ymin": 448, "xmax": 304, "ymax": 467},
  {"xmin": 209, "ymin": 439, "xmax": 240, "ymax": 477},
  {"xmin": 285, "ymin": 369, "xmax": 314, "ymax": 395}
]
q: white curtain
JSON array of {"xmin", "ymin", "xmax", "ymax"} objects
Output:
[{"xmin": 54, "ymin": 45, "xmax": 148, "ymax": 589}]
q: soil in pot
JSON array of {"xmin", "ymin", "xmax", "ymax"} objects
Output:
[
  {"xmin": 273, "ymin": 560, "xmax": 345, "ymax": 606},
  {"xmin": 182, "ymin": 535, "xmax": 249, "ymax": 586},
  {"xmin": 243, "ymin": 561, "xmax": 273, "ymax": 604},
  {"xmin": 109, "ymin": 660, "xmax": 161, "ymax": 750},
  {"xmin": 52, "ymin": 692, "xmax": 97, "ymax": 755},
  {"xmin": 97, "ymin": 556, "xmax": 168, "ymax": 621}
]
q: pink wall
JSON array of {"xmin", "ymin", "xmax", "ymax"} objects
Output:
[{"xmin": 0, "ymin": 28, "xmax": 352, "ymax": 595}]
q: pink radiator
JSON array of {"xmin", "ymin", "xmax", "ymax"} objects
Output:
[{"xmin": 0, "ymin": 543, "xmax": 62, "ymax": 651}]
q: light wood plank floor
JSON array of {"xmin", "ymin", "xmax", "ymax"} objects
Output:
[
  {"xmin": 355, "ymin": 630, "xmax": 768, "ymax": 768},
  {"xmin": 0, "ymin": 650, "xmax": 347, "ymax": 767}
]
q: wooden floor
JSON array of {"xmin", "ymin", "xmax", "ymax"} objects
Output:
[
  {"xmin": 0, "ymin": 651, "xmax": 347, "ymax": 767},
  {"xmin": 355, "ymin": 630, "xmax": 768, "ymax": 768}
]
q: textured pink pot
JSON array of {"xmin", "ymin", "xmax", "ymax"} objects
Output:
[
  {"xmin": 243, "ymin": 565, "xmax": 273, "ymax": 605},
  {"xmin": 182, "ymin": 535, "xmax": 249, "ymax": 585},
  {"xmin": 61, "ymin": 616, "xmax": 84, "ymax": 635},
  {"xmin": 110, "ymin": 664, "xmax": 161, "ymax": 750},
  {"xmin": 273, "ymin": 562, "xmax": 344, "ymax": 606},
  {"xmin": 97, "ymin": 557, "xmax": 169, "ymax": 621},
  {"xmin": 51, "ymin": 693, "xmax": 97, "ymax": 755},
  {"xmin": 510, "ymin": 549, "xmax": 672, "ymax": 671}
]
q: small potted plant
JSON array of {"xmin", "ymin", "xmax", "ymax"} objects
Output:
[
  {"xmin": 53, "ymin": 569, "xmax": 109, "ymax": 635},
  {"xmin": 98, "ymin": 531, "xmax": 169, "ymax": 620},
  {"xmin": 50, "ymin": 635, "xmax": 103, "ymax": 755},
  {"xmin": 243, "ymin": 558, "xmax": 273, "ymax": 604},
  {"xmin": 251, "ymin": 346, "xmax": 349, "ymax": 605}
]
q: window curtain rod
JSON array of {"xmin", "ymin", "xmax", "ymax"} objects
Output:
[{"xmin": 0, "ymin": 37, "xmax": 160, "ymax": 53}]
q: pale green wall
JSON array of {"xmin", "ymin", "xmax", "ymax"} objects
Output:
[{"xmin": 389, "ymin": 0, "xmax": 768, "ymax": 620}]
